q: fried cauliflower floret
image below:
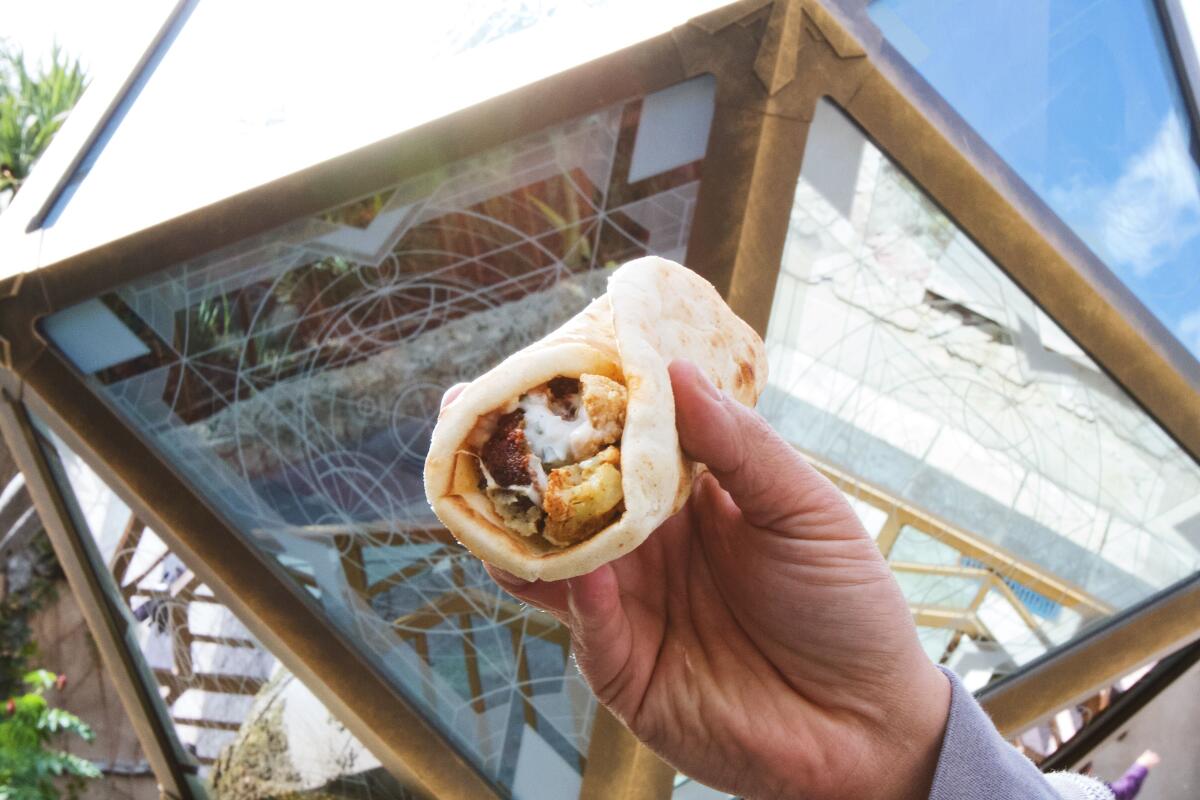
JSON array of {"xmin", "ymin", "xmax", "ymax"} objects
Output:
[
  {"xmin": 476, "ymin": 374, "xmax": 628, "ymax": 548},
  {"xmin": 567, "ymin": 374, "xmax": 626, "ymax": 461},
  {"xmin": 543, "ymin": 446, "xmax": 623, "ymax": 546},
  {"xmin": 582, "ymin": 374, "xmax": 626, "ymax": 435}
]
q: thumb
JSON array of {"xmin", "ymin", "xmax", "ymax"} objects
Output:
[{"xmin": 669, "ymin": 360, "xmax": 860, "ymax": 536}]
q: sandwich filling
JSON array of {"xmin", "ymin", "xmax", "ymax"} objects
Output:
[{"xmin": 474, "ymin": 374, "xmax": 627, "ymax": 547}]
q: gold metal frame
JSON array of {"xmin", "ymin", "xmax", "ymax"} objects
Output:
[
  {"xmin": 1, "ymin": 0, "xmax": 1200, "ymax": 794},
  {"xmin": 580, "ymin": 707, "xmax": 676, "ymax": 800},
  {"xmin": 978, "ymin": 575, "xmax": 1200, "ymax": 737},
  {"xmin": 0, "ymin": 393, "xmax": 205, "ymax": 800},
  {"xmin": 111, "ymin": 519, "xmax": 266, "ymax": 766}
]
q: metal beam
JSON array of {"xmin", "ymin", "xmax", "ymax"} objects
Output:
[
  {"xmin": 0, "ymin": 393, "xmax": 204, "ymax": 800},
  {"xmin": 910, "ymin": 605, "xmax": 984, "ymax": 638},
  {"xmin": 25, "ymin": 0, "xmax": 199, "ymax": 234},
  {"xmin": 1153, "ymin": 0, "xmax": 1200, "ymax": 167},
  {"xmin": 874, "ymin": 513, "xmax": 903, "ymax": 559},
  {"xmin": 890, "ymin": 562, "xmax": 991, "ymax": 581},
  {"xmin": 1037, "ymin": 637, "xmax": 1200, "ymax": 773},
  {"xmin": 802, "ymin": 448, "xmax": 1113, "ymax": 616},
  {"xmin": 0, "ymin": 0, "xmax": 189, "ymax": 263},
  {"xmin": 977, "ymin": 574, "xmax": 1200, "ymax": 738},
  {"xmin": 580, "ymin": 707, "xmax": 676, "ymax": 800},
  {"xmin": 14, "ymin": 368, "xmax": 483, "ymax": 799}
]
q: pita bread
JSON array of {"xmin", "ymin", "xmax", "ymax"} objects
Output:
[{"xmin": 423, "ymin": 257, "xmax": 767, "ymax": 581}]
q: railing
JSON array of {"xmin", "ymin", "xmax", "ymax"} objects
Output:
[
  {"xmin": 109, "ymin": 518, "xmax": 268, "ymax": 767},
  {"xmin": 799, "ymin": 448, "xmax": 1114, "ymax": 676}
]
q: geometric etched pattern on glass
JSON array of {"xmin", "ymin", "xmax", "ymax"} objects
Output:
[
  {"xmin": 33, "ymin": 419, "xmax": 421, "ymax": 797},
  {"xmin": 761, "ymin": 98, "xmax": 1200, "ymax": 690},
  {"xmin": 43, "ymin": 88, "xmax": 705, "ymax": 795}
]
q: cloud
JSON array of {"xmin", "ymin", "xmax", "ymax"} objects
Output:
[
  {"xmin": 1048, "ymin": 111, "xmax": 1200, "ymax": 278},
  {"xmin": 1180, "ymin": 309, "xmax": 1200, "ymax": 355}
]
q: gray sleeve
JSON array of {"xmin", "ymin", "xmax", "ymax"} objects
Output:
[
  {"xmin": 1045, "ymin": 773, "xmax": 1116, "ymax": 800},
  {"xmin": 929, "ymin": 667, "xmax": 1113, "ymax": 800}
]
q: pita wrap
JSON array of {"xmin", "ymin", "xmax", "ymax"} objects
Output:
[{"xmin": 423, "ymin": 257, "xmax": 767, "ymax": 581}]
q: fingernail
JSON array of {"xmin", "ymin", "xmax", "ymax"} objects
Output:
[
  {"xmin": 439, "ymin": 382, "xmax": 468, "ymax": 411},
  {"xmin": 491, "ymin": 567, "xmax": 531, "ymax": 588},
  {"xmin": 565, "ymin": 578, "xmax": 581, "ymax": 617},
  {"xmin": 565, "ymin": 576, "xmax": 591, "ymax": 621}
]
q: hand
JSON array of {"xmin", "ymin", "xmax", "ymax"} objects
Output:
[
  {"xmin": 444, "ymin": 360, "xmax": 950, "ymax": 799},
  {"xmin": 1136, "ymin": 750, "xmax": 1160, "ymax": 769}
]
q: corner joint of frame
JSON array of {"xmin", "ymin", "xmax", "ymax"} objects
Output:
[
  {"xmin": 0, "ymin": 271, "xmax": 51, "ymax": 379},
  {"xmin": 800, "ymin": 1, "xmax": 867, "ymax": 61}
]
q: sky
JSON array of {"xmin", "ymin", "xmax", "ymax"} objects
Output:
[{"xmin": 874, "ymin": 0, "xmax": 1200, "ymax": 359}]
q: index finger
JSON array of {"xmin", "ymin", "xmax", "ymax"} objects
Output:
[{"xmin": 440, "ymin": 382, "xmax": 468, "ymax": 410}]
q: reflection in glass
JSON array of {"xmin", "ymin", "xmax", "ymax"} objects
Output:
[
  {"xmin": 870, "ymin": 0, "xmax": 1200, "ymax": 359},
  {"xmin": 762, "ymin": 98, "xmax": 1200, "ymax": 690},
  {"xmin": 673, "ymin": 774, "xmax": 735, "ymax": 799},
  {"xmin": 42, "ymin": 83, "xmax": 708, "ymax": 795},
  {"xmin": 44, "ymin": 0, "xmax": 728, "ymax": 249},
  {"xmin": 33, "ymin": 419, "xmax": 420, "ymax": 797}
]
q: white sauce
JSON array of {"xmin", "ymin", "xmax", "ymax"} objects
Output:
[
  {"xmin": 567, "ymin": 417, "xmax": 600, "ymax": 461},
  {"xmin": 519, "ymin": 392, "xmax": 590, "ymax": 466}
]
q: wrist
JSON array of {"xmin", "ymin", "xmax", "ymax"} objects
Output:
[
  {"xmin": 874, "ymin": 662, "xmax": 952, "ymax": 800},
  {"xmin": 765, "ymin": 661, "xmax": 952, "ymax": 800}
]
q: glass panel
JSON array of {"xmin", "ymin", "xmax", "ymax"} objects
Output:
[
  {"xmin": 33, "ymin": 417, "xmax": 420, "ymax": 797},
  {"xmin": 673, "ymin": 774, "xmax": 735, "ymax": 799},
  {"xmin": 889, "ymin": 528, "xmax": 961, "ymax": 568},
  {"xmin": 762, "ymin": 97, "xmax": 1200, "ymax": 689},
  {"xmin": 870, "ymin": 0, "xmax": 1200, "ymax": 359},
  {"xmin": 43, "ymin": 0, "xmax": 729, "ymax": 253},
  {"xmin": 840, "ymin": 490, "xmax": 889, "ymax": 539},
  {"xmin": 628, "ymin": 75, "xmax": 717, "ymax": 182},
  {"xmin": 894, "ymin": 570, "xmax": 982, "ymax": 610},
  {"xmin": 41, "ymin": 299, "xmax": 151, "ymax": 374},
  {"xmin": 915, "ymin": 625, "xmax": 955, "ymax": 664},
  {"xmin": 41, "ymin": 85, "xmax": 707, "ymax": 795}
]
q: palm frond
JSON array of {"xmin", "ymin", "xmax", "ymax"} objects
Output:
[{"xmin": 0, "ymin": 43, "xmax": 87, "ymax": 201}]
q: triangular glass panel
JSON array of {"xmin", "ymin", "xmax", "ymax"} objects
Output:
[
  {"xmin": 762, "ymin": 98, "xmax": 1200, "ymax": 686},
  {"xmin": 871, "ymin": 0, "xmax": 1200, "ymax": 360}
]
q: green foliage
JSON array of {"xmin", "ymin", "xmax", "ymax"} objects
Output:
[
  {"xmin": 0, "ymin": 670, "xmax": 100, "ymax": 799},
  {"xmin": 0, "ymin": 43, "xmax": 92, "ymax": 797},
  {"xmin": 0, "ymin": 44, "xmax": 88, "ymax": 202}
]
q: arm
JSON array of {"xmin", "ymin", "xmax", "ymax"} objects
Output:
[
  {"xmin": 932, "ymin": 667, "xmax": 1114, "ymax": 800},
  {"xmin": 1107, "ymin": 759, "xmax": 1152, "ymax": 800},
  {"xmin": 461, "ymin": 362, "xmax": 1112, "ymax": 799}
]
